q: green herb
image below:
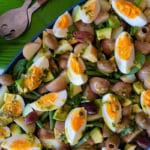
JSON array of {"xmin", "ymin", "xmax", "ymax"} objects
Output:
[
  {"xmin": 133, "ymin": 0, "xmax": 142, "ymax": 6},
  {"xmin": 86, "ymin": 122, "xmax": 103, "ymax": 128},
  {"xmin": 12, "ymin": 59, "xmax": 27, "ymax": 79},
  {"xmin": 74, "ymin": 132, "xmax": 90, "ymax": 148},
  {"xmin": 135, "ymin": 51, "xmax": 145, "ymax": 65},
  {"xmin": 49, "ymin": 111, "xmax": 55, "ymax": 130},
  {"xmin": 22, "ymin": 93, "xmax": 40, "ymax": 101},
  {"xmin": 130, "ymin": 26, "xmax": 138, "ymax": 36},
  {"xmin": 31, "ymin": 91, "xmax": 41, "ymax": 98},
  {"xmin": 67, "ymin": 93, "xmax": 82, "ymax": 106},
  {"xmin": 36, "ymin": 120, "xmax": 44, "ymax": 128},
  {"xmin": 120, "ymin": 127, "xmax": 134, "ymax": 136}
]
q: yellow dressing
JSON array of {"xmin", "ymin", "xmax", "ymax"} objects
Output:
[
  {"xmin": 115, "ymin": 0, "xmax": 141, "ymax": 18},
  {"xmin": 117, "ymin": 33, "xmax": 133, "ymax": 60}
]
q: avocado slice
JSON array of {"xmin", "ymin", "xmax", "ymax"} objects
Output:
[
  {"xmin": 53, "ymin": 105, "xmax": 71, "ymax": 121},
  {"xmin": 133, "ymin": 81, "xmax": 145, "ymax": 95}
]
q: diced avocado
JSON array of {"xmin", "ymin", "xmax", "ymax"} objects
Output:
[
  {"xmin": 69, "ymin": 83, "xmax": 82, "ymax": 98},
  {"xmin": 15, "ymin": 78, "xmax": 28, "ymax": 94},
  {"xmin": 10, "ymin": 123, "xmax": 22, "ymax": 136},
  {"xmin": 96, "ymin": 27, "xmax": 112, "ymax": 40},
  {"xmin": 53, "ymin": 105, "xmax": 71, "ymax": 121},
  {"xmin": 133, "ymin": 81, "xmax": 145, "ymax": 95},
  {"xmin": 0, "ymin": 85, "xmax": 8, "ymax": 108},
  {"xmin": 132, "ymin": 104, "xmax": 142, "ymax": 113},
  {"xmin": 108, "ymin": 15, "xmax": 120, "ymax": 28},
  {"xmin": 122, "ymin": 98, "xmax": 132, "ymax": 107},
  {"xmin": 90, "ymin": 127, "xmax": 103, "ymax": 144},
  {"xmin": 124, "ymin": 144, "xmax": 136, "ymax": 150},
  {"xmin": 43, "ymin": 71, "xmax": 54, "ymax": 82},
  {"xmin": 23, "ymin": 104, "xmax": 33, "ymax": 117},
  {"xmin": 72, "ymin": 5, "xmax": 82, "ymax": 22},
  {"xmin": 87, "ymin": 99, "xmax": 102, "ymax": 121}
]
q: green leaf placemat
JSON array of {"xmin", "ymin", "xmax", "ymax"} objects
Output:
[{"xmin": 0, "ymin": 0, "xmax": 80, "ymax": 69}]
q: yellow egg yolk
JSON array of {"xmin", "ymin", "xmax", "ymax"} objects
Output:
[
  {"xmin": 115, "ymin": 0, "xmax": 141, "ymax": 18},
  {"xmin": 0, "ymin": 128, "xmax": 8, "ymax": 139},
  {"xmin": 70, "ymin": 56, "xmax": 84, "ymax": 74},
  {"xmin": 106, "ymin": 96, "xmax": 120, "ymax": 120},
  {"xmin": 24, "ymin": 66, "xmax": 43, "ymax": 91},
  {"xmin": 57, "ymin": 14, "xmax": 70, "ymax": 28},
  {"xmin": 117, "ymin": 34, "xmax": 133, "ymax": 60},
  {"xmin": 3, "ymin": 99, "xmax": 22, "ymax": 117},
  {"xmin": 84, "ymin": 1, "xmax": 96, "ymax": 19},
  {"xmin": 71, "ymin": 110, "xmax": 85, "ymax": 131},
  {"xmin": 10, "ymin": 139, "xmax": 32, "ymax": 150},
  {"xmin": 142, "ymin": 90, "xmax": 150, "ymax": 108},
  {"xmin": 37, "ymin": 93, "xmax": 58, "ymax": 108}
]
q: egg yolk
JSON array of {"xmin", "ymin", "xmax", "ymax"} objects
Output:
[
  {"xmin": 106, "ymin": 96, "xmax": 120, "ymax": 119},
  {"xmin": 117, "ymin": 34, "xmax": 132, "ymax": 60},
  {"xmin": 57, "ymin": 14, "xmax": 70, "ymax": 28},
  {"xmin": 70, "ymin": 56, "xmax": 84, "ymax": 74},
  {"xmin": 37, "ymin": 93, "xmax": 58, "ymax": 108},
  {"xmin": 24, "ymin": 66, "xmax": 43, "ymax": 91},
  {"xmin": 84, "ymin": 1, "xmax": 96, "ymax": 19},
  {"xmin": 142, "ymin": 90, "xmax": 150, "ymax": 108},
  {"xmin": 10, "ymin": 139, "xmax": 32, "ymax": 150},
  {"xmin": 71, "ymin": 110, "xmax": 85, "ymax": 131},
  {"xmin": 3, "ymin": 99, "xmax": 22, "ymax": 117},
  {"xmin": 0, "ymin": 128, "xmax": 8, "ymax": 139},
  {"xmin": 115, "ymin": 0, "xmax": 141, "ymax": 18}
]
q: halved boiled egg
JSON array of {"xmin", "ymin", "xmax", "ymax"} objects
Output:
[
  {"xmin": 30, "ymin": 90, "xmax": 67, "ymax": 111},
  {"xmin": 115, "ymin": 31, "xmax": 135, "ymax": 74},
  {"xmin": 0, "ymin": 126, "xmax": 10, "ymax": 143},
  {"xmin": 65, "ymin": 107, "xmax": 87, "ymax": 145},
  {"xmin": 102, "ymin": 93, "xmax": 122, "ymax": 132},
  {"xmin": 67, "ymin": 53, "xmax": 88, "ymax": 85},
  {"xmin": 140, "ymin": 90, "xmax": 150, "ymax": 115},
  {"xmin": 24, "ymin": 56, "xmax": 49, "ymax": 91},
  {"xmin": 1, "ymin": 93, "xmax": 25, "ymax": 118},
  {"xmin": 112, "ymin": 0, "xmax": 147, "ymax": 27},
  {"xmin": 1, "ymin": 134, "xmax": 41, "ymax": 150},
  {"xmin": 53, "ymin": 11, "xmax": 72, "ymax": 38},
  {"xmin": 80, "ymin": 0, "xmax": 100, "ymax": 23}
]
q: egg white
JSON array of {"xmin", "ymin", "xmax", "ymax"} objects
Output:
[
  {"xmin": 115, "ymin": 32, "xmax": 135, "ymax": 74},
  {"xmin": 102, "ymin": 93, "xmax": 122, "ymax": 132},
  {"xmin": 1, "ymin": 134, "xmax": 41, "ymax": 150},
  {"xmin": 112, "ymin": 0, "xmax": 147, "ymax": 27},
  {"xmin": 30, "ymin": 90, "xmax": 67, "ymax": 111},
  {"xmin": 53, "ymin": 11, "xmax": 72, "ymax": 38},
  {"xmin": 80, "ymin": 0, "xmax": 100, "ymax": 23},
  {"xmin": 65, "ymin": 107, "xmax": 87, "ymax": 145},
  {"xmin": 140, "ymin": 90, "xmax": 150, "ymax": 115}
]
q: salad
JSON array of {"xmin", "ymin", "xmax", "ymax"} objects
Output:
[{"xmin": 0, "ymin": 0, "xmax": 150, "ymax": 149}]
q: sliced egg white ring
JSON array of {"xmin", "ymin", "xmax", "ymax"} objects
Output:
[
  {"xmin": 115, "ymin": 32, "xmax": 135, "ymax": 74},
  {"xmin": 1, "ymin": 134, "xmax": 41, "ymax": 150},
  {"xmin": 30, "ymin": 90, "xmax": 67, "ymax": 111},
  {"xmin": 102, "ymin": 93, "xmax": 122, "ymax": 132},
  {"xmin": 140, "ymin": 90, "xmax": 150, "ymax": 115},
  {"xmin": 80, "ymin": 0, "xmax": 100, "ymax": 23},
  {"xmin": 112, "ymin": 0, "xmax": 147, "ymax": 27},
  {"xmin": 0, "ymin": 126, "xmax": 10, "ymax": 143},
  {"xmin": 65, "ymin": 107, "xmax": 87, "ymax": 145},
  {"xmin": 53, "ymin": 11, "xmax": 72, "ymax": 38}
]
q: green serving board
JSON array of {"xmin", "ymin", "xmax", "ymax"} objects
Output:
[{"xmin": 0, "ymin": 0, "xmax": 80, "ymax": 69}]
